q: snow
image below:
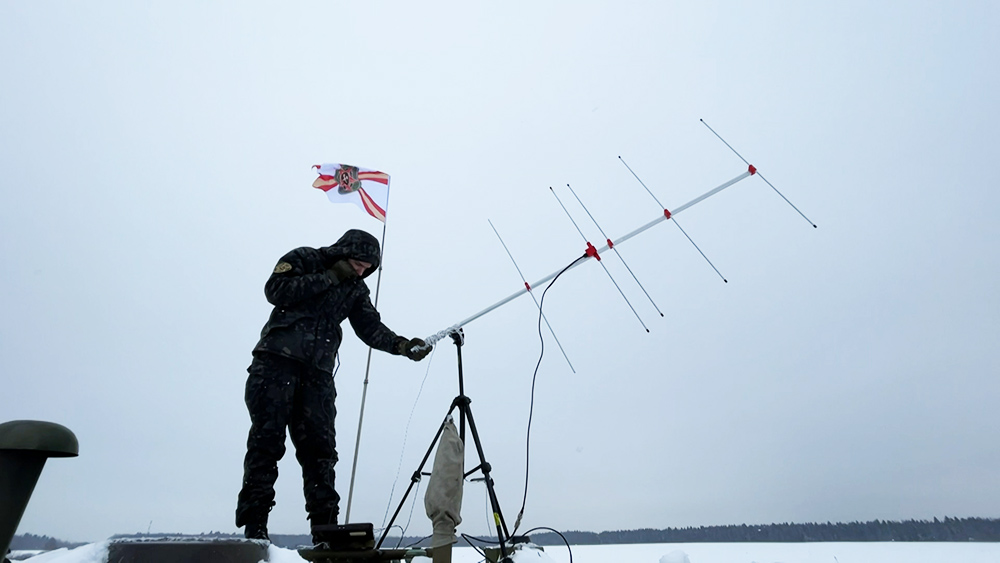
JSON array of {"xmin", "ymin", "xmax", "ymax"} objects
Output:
[
  {"xmin": 15, "ymin": 542, "xmax": 108, "ymax": 563},
  {"xmin": 508, "ymin": 543, "xmax": 557, "ymax": 562},
  {"xmin": 9, "ymin": 552, "xmax": 45, "ymax": 561},
  {"xmin": 17, "ymin": 541, "xmax": 1000, "ymax": 563},
  {"xmin": 660, "ymin": 550, "xmax": 691, "ymax": 563},
  {"xmin": 264, "ymin": 544, "xmax": 309, "ymax": 563}
]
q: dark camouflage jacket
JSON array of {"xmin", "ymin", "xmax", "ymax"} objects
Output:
[{"xmin": 252, "ymin": 229, "xmax": 405, "ymax": 372}]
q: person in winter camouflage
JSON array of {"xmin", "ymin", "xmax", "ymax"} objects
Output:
[{"xmin": 235, "ymin": 229, "xmax": 430, "ymax": 542}]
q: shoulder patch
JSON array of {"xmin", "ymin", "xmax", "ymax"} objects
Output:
[{"xmin": 274, "ymin": 262, "xmax": 293, "ymax": 274}]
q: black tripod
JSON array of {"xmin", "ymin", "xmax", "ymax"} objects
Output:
[{"xmin": 376, "ymin": 329, "xmax": 513, "ymax": 560}]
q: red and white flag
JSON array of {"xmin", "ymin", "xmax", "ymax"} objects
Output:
[{"xmin": 312, "ymin": 163, "xmax": 390, "ymax": 222}]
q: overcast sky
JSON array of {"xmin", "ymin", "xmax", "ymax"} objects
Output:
[{"xmin": 2, "ymin": 1, "xmax": 998, "ymax": 544}]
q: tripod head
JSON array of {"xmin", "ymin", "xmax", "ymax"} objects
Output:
[{"xmin": 448, "ymin": 327, "xmax": 465, "ymax": 347}]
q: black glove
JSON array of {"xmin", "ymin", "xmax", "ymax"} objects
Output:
[
  {"xmin": 325, "ymin": 260, "xmax": 357, "ymax": 284},
  {"xmin": 397, "ymin": 337, "xmax": 431, "ymax": 361}
]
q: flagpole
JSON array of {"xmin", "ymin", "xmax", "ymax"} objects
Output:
[
  {"xmin": 344, "ymin": 181, "xmax": 391, "ymax": 525},
  {"xmin": 423, "ymin": 169, "xmax": 754, "ymax": 346}
]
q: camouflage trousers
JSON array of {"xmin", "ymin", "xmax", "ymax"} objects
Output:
[{"xmin": 236, "ymin": 352, "xmax": 340, "ymax": 528}]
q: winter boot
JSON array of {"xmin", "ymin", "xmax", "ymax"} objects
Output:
[
  {"xmin": 244, "ymin": 519, "xmax": 270, "ymax": 541},
  {"xmin": 237, "ymin": 499, "xmax": 274, "ymax": 542}
]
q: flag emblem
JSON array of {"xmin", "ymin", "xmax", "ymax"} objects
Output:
[
  {"xmin": 334, "ymin": 165, "xmax": 362, "ymax": 195},
  {"xmin": 313, "ymin": 163, "xmax": 390, "ymax": 222}
]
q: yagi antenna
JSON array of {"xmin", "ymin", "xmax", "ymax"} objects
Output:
[
  {"xmin": 549, "ymin": 186, "xmax": 650, "ymax": 333},
  {"xmin": 421, "ymin": 121, "xmax": 810, "ymax": 349},
  {"xmin": 488, "ymin": 219, "xmax": 576, "ymax": 373},
  {"xmin": 423, "ymin": 167, "xmax": 758, "ymax": 348}
]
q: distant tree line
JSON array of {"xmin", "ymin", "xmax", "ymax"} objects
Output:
[
  {"xmin": 9, "ymin": 533, "xmax": 86, "ymax": 551},
  {"xmin": 528, "ymin": 517, "xmax": 1000, "ymax": 545},
  {"xmin": 13, "ymin": 517, "xmax": 1000, "ymax": 551}
]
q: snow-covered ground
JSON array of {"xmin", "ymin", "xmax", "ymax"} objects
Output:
[{"xmin": 17, "ymin": 540, "xmax": 1000, "ymax": 563}]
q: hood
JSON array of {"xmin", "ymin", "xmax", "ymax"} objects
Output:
[{"xmin": 321, "ymin": 229, "xmax": 381, "ymax": 278}]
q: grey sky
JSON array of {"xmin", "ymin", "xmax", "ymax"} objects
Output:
[{"xmin": 2, "ymin": 1, "xmax": 998, "ymax": 543}]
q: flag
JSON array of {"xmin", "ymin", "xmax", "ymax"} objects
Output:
[{"xmin": 312, "ymin": 163, "xmax": 390, "ymax": 222}]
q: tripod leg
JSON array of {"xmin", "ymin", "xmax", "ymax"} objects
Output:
[
  {"xmin": 376, "ymin": 404, "xmax": 459, "ymax": 549},
  {"xmin": 459, "ymin": 400, "xmax": 512, "ymax": 557}
]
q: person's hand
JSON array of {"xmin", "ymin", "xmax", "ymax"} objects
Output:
[
  {"xmin": 325, "ymin": 260, "xmax": 357, "ymax": 284},
  {"xmin": 398, "ymin": 338, "xmax": 431, "ymax": 361}
]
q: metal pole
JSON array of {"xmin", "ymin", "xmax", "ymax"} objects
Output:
[{"xmin": 345, "ymin": 181, "xmax": 391, "ymax": 524}]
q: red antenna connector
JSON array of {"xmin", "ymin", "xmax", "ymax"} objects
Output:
[{"xmin": 585, "ymin": 242, "xmax": 601, "ymax": 261}]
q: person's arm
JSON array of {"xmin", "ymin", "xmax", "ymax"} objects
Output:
[
  {"xmin": 347, "ymin": 289, "xmax": 406, "ymax": 354},
  {"xmin": 348, "ymin": 291, "xmax": 431, "ymax": 361},
  {"xmin": 263, "ymin": 248, "xmax": 334, "ymax": 306}
]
